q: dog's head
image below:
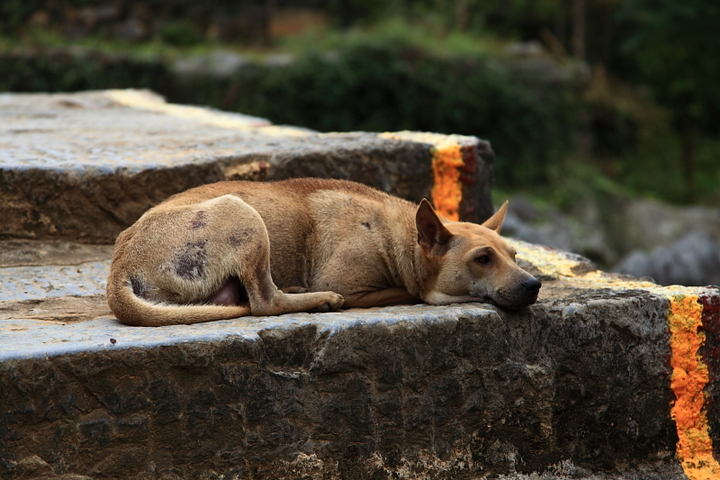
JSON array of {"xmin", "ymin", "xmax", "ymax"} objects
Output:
[{"xmin": 415, "ymin": 199, "xmax": 541, "ymax": 309}]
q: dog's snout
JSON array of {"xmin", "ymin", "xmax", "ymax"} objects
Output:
[{"xmin": 521, "ymin": 277, "xmax": 542, "ymax": 293}]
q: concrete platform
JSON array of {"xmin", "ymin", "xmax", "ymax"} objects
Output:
[{"xmin": 1, "ymin": 91, "xmax": 719, "ymax": 480}]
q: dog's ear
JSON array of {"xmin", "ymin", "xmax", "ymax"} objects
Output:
[
  {"xmin": 482, "ymin": 200, "xmax": 509, "ymax": 233},
  {"xmin": 416, "ymin": 199, "xmax": 453, "ymax": 251}
]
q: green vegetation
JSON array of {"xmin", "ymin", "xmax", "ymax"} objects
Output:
[
  {"xmin": 220, "ymin": 41, "xmax": 579, "ymax": 190},
  {"xmin": 0, "ymin": 1, "xmax": 718, "ymax": 207},
  {"xmin": 0, "ymin": 50, "xmax": 171, "ymax": 93},
  {"xmin": 619, "ymin": 0, "xmax": 720, "ymax": 203}
]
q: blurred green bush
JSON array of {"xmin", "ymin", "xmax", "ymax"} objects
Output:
[
  {"xmin": 0, "ymin": 41, "xmax": 582, "ymax": 191},
  {"xmin": 0, "ymin": 49, "xmax": 173, "ymax": 93},
  {"xmin": 179, "ymin": 43, "xmax": 580, "ymax": 188},
  {"xmin": 215, "ymin": 42, "xmax": 580, "ymax": 189}
]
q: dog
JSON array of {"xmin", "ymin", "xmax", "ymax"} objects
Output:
[{"xmin": 107, "ymin": 178, "xmax": 541, "ymax": 326}]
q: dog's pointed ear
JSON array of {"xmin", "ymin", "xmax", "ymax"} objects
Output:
[
  {"xmin": 482, "ymin": 200, "xmax": 509, "ymax": 233},
  {"xmin": 416, "ymin": 199, "xmax": 453, "ymax": 250}
]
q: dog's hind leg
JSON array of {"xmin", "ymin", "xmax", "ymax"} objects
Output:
[{"xmin": 201, "ymin": 195, "xmax": 344, "ymax": 316}]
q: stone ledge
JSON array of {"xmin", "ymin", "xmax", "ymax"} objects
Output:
[
  {"xmin": 2, "ymin": 89, "xmax": 719, "ymax": 480},
  {"xmin": 1, "ymin": 241, "xmax": 718, "ymax": 480},
  {"xmin": 0, "ymin": 90, "xmax": 493, "ymax": 243}
]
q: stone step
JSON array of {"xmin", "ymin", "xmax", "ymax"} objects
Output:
[
  {"xmin": 0, "ymin": 240, "xmax": 112, "ymax": 322},
  {"xmin": 1, "ymin": 90, "xmax": 718, "ymax": 480},
  {"xmin": 2, "ymin": 239, "xmax": 718, "ymax": 480},
  {"xmin": 0, "ymin": 89, "xmax": 493, "ymax": 243}
]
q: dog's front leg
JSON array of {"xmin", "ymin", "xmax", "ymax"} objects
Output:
[{"xmin": 341, "ymin": 288, "xmax": 420, "ymax": 308}]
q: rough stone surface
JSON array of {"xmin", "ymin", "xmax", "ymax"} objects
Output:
[
  {"xmin": 2, "ymin": 238, "xmax": 716, "ymax": 480},
  {"xmin": 1, "ymin": 90, "xmax": 716, "ymax": 480},
  {"xmin": 0, "ymin": 240, "xmax": 112, "ymax": 322},
  {"xmin": 0, "ymin": 296, "xmax": 673, "ymax": 479},
  {"xmin": 0, "ymin": 90, "xmax": 494, "ymax": 243}
]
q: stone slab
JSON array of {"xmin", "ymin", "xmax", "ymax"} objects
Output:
[
  {"xmin": 1, "ymin": 90, "xmax": 718, "ymax": 480},
  {"xmin": 0, "ymin": 240, "xmax": 112, "ymax": 322},
  {"xmin": 1, "ymin": 240, "xmax": 718, "ymax": 480},
  {"xmin": 0, "ymin": 90, "xmax": 493, "ymax": 243},
  {"xmin": 0, "ymin": 262, "xmax": 108, "ymax": 301}
]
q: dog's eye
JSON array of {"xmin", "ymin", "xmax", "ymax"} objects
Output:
[{"xmin": 475, "ymin": 254, "xmax": 491, "ymax": 265}]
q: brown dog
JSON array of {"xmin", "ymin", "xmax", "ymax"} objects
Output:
[{"xmin": 107, "ymin": 178, "xmax": 541, "ymax": 326}]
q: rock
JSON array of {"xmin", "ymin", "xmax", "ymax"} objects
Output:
[
  {"xmin": 1, "ymin": 90, "xmax": 718, "ymax": 480},
  {"xmin": 0, "ymin": 90, "xmax": 494, "ymax": 243},
  {"xmin": 171, "ymin": 50, "xmax": 250, "ymax": 78},
  {"xmin": 1, "ymin": 240, "xmax": 718, "ymax": 480},
  {"xmin": 503, "ymin": 194, "xmax": 720, "ymax": 286},
  {"xmin": 622, "ymin": 199, "xmax": 720, "ymax": 252},
  {"xmin": 502, "ymin": 196, "xmax": 576, "ymax": 252},
  {"xmin": 613, "ymin": 231, "xmax": 720, "ymax": 286},
  {"xmin": 502, "ymin": 196, "xmax": 614, "ymax": 265}
]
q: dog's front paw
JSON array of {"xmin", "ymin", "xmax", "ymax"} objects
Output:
[
  {"xmin": 328, "ymin": 293, "xmax": 344, "ymax": 310},
  {"xmin": 314, "ymin": 293, "xmax": 344, "ymax": 312}
]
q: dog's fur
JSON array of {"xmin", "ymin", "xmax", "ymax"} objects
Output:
[{"xmin": 107, "ymin": 178, "xmax": 541, "ymax": 326}]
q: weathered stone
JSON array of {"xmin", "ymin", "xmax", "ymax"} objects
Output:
[
  {"xmin": 1, "ymin": 241, "xmax": 717, "ymax": 480},
  {"xmin": 0, "ymin": 239, "xmax": 114, "ymax": 268},
  {"xmin": 0, "ymin": 240, "xmax": 112, "ymax": 322},
  {"xmin": 1, "ymin": 90, "xmax": 718, "ymax": 480},
  {"xmin": 0, "ymin": 90, "xmax": 494, "ymax": 243}
]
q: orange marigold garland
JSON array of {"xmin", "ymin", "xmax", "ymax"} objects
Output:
[
  {"xmin": 430, "ymin": 143, "xmax": 464, "ymax": 221},
  {"xmin": 668, "ymin": 294, "xmax": 720, "ymax": 480}
]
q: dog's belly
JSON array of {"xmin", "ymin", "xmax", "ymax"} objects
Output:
[{"xmin": 207, "ymin": 276, "xmax": 247, "ymax": 306}]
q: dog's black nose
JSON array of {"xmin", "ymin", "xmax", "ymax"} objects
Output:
[{"xmin": 521, "ymin": 277, "xmax": 542, "ymax": 293}]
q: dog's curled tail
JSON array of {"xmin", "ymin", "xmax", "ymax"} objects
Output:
[{"xmin": 107, "ymin": 275, "xmax": 250, "ymax": 327}]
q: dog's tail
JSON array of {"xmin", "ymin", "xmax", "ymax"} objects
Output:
[{"xmin": 107, "ymin": 275, "xmax": 251, "ymax": 327}]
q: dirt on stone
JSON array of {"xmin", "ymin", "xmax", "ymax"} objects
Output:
[
  {"xmin": 0, "ymin": 295, "xmax": 112, "ymax": 323},
  {"xmin": 0, "ymin": 239, "xmax": 114, "ymax": 268}
]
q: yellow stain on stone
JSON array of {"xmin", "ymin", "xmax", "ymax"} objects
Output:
[
  {"xmin": 380, "ymin": 131, "xmax": 468, "ymax": 221},
  {"xmin": 106, "ymin": 89, "xmax": 311, "ymax": 136},
  {"xmin": 510, "ymin": 239, "xmax": 719, "ymax": 479}
]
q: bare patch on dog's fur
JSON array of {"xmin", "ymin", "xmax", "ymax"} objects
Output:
[
  {"xmin": 229, "ymin": 229, "xmax": 256, "ymax": 247},
  {"xmin": 173, "ymin": 241, "xmax": 208, "ymax": 280},
  {"xmin": 189, "ymin": 211, "xmax": 208, "ymax": 230}
]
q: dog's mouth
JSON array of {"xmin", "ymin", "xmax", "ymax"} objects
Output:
[{"xmin": 492, "ymin": 277, "xmax": 542, "ymax": 309}]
